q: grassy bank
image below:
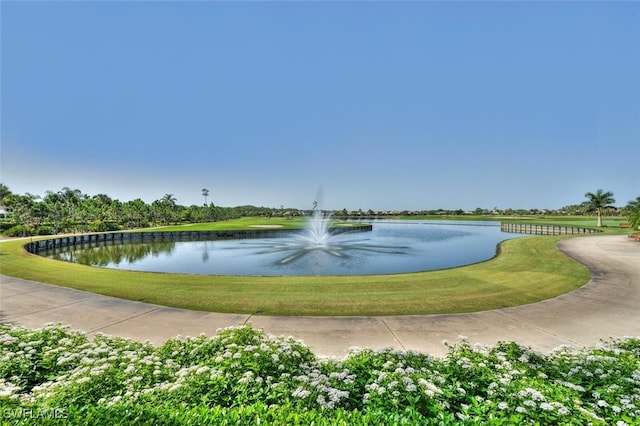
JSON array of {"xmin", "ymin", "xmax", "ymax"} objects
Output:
[
  {"xmin": 396, "ymin": 215, "xmax": 632, "ymax": 234},
  {"xmin": 147, "ymin": 216, "xmax": 364, "ymax": 232},
  {"xmin": 0, "ymin": 221, "xmax": 590, "ymax": 315}
]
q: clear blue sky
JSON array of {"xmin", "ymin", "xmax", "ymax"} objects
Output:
[{"xmin": 2, "ymin": 1, "xmax": 639, "ymax": 211}]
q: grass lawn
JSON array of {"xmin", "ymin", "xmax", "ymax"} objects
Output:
[
  {"xmin": 149, "ymin": 216, "xmax": 310, "ymax": 231},
  {"xmin": 397, "ymin": 214, "xmax": 632, "ymax": 233},
  {"xmin": 0, "ymin": 215, "xmax": 599, "ymax": 316},
  {"xmin": 500, "ymin": 216, "xmax": 632, "ymax": 233}
]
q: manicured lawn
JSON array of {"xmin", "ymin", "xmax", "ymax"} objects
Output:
[
  {"xmin": 396, "ymin": 215, "xmax": 632, "ymax": 234},
  {"xmin": 500, "ymin": 216, "xmax": 631, "ymax": 234},
  {"xmin": 149, "ymin": 216, "xmax": 310, "ymax": 231},
  {"xmin": 0, "ymin": 218, "xmax": 591, "ymax": 315}
]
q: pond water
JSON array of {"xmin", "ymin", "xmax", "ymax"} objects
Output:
[{"xmin": 43, "ymin": 221, "xmax": 523, "ymax": 276}]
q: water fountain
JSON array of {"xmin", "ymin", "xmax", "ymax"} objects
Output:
[
  {"xmin": 250, "ymin": 208, "xmax": 409, "ymax": 265},
  {"xmin": 39, "ymin": 201, "xmax": 522, "ymax": 275}
]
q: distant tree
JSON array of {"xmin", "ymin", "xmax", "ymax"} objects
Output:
[
  {"xmin": 93, "ymin": 193, "xmax": 113, "ymax": 205},
  {"xmin": 60, "ymin": 187, "xmax": 85, "ymax": 233},
  {"xmin": 43, "ymin": 191, "xmax": 65, "ymax": 233},
  {"xmin": 584, "ymin": 189, "xmax": 616, "ymax": 227},
  {"xmin": 558, "ymin": 202, "xmax": 591, "ymax": 216},
  {"xmin": 626, "ymin": 196, "xmax": 640, "ymax": 229},
  {"xmin": 85, "ymin": 194, "xmax": 119, "ymax": 230},
  {"xmin": 3, "ymin": 193, "xmax": 41, "ymax": 235},
  {"xmin": 0, "ymin": 183, "xmax": 12, "ymax": 203},
  {"xmin": 154, "ymin": 194, "xmax": 179, "ymax": 224},
  {"xmin": 123, "ymin": 198, "xmax": 150, "ymax": 228},
  {"xmin": 161, "ymin": 194, "xmax": 177, "ymax": 206},
  {"xmin": 202, "ymin": 188, "xmax": 210, "ymax": 206}
]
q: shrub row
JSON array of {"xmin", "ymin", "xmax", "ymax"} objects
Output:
[{"xmin": 1, "ymin": 324, "xmax": 638, "ymax": 425}]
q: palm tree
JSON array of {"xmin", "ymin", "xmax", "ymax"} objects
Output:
[
  {"xmin": 584, "ymin": 189, "xmax": 616, "ymax": 227},
  {"xmin": 43, "ymin": 191, "xmax": 65, "ymax": 233},
  {"xmin": 202, "ymin": 188, "xmax": 210, "ymax": 206},
  {"xmin": 626, "ymin": 196, "xmax": 640, "ymax": 230},
  {"xmin": 53, "ymin": 187, "xmax": 85, "ymax": 233},
  {"xmin": 156, "ymin": 194, "xmax": 178, "ymax": 225},
  {"xmin": 123, "ymin": 198, "xmax": 149, "ymax": 228},
  {"xmin": 161, "ymin": 194, "xmax": 177, "ymax": 206}
]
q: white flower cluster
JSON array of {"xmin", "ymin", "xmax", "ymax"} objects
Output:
[
  {"xmin": 290, "ymin": 367, "xmax": 352, "ymax": 409},
  {"xmin": 1, "ymin": 324, "xmax": 639, "ymax": 424}
]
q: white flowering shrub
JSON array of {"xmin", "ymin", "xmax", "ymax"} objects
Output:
[{"xmin": 0, "ymin": 323, "xmax": 638, "ymax": 425}]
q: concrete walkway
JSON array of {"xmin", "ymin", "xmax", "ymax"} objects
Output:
[{"xmin": 1, "ymin": 235, "xmax": 638, "ymax": 357}]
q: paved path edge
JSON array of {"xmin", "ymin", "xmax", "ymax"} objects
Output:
[{"xmin": 1, "ymin": 235, "xmax": 639, "ymax": 358}]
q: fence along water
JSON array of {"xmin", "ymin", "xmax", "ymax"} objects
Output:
[
  {"xmin": 23, "ymin": 226, "xmax": 373, "ymax": 255},
  {"xmin": 500, "ymin": 222, "xmax": 602, "ymax": 236}
]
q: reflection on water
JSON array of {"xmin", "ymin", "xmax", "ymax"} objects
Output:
[
  {"xmin": 43, "ymin": 221, "xmax": 522, "ymax": 276},
  {"xmin": 242, "ymin": 210, "xmax": 409, "ymax": 265},
  {"xmin": 254, "ymin": 237, "xmax": 409, "ymax": 265},
  {"xmin": 46, "ymin": 241, "xmax": 176, "ymax": 267}
]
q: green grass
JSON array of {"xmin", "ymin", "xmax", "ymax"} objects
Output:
[
  {"xmin": 150, "ymin": 217, "xmax": 309, "ymax": 231},
  {"xmin": 0, "ymin": 217, "xmax": 592, "ymax": 315},
  {"xmin": 396, "ymin": 214, "xmax": 633, "ymax": 233},
  {"xmin": 147, "ymin": 216, "xmax": 366, "ymax": 232},
  {"xmin": 500, "ymin": 216, "xmax": 632, "ymax": 233}
]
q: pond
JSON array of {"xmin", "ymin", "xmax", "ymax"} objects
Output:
[{"xmin": 42, "ymin": 220, "xmax": 523, "ymax": 276}]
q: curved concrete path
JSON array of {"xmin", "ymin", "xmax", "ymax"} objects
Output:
[{"xmin": 1, "ymin": 235, "xmax": 638, "ymax": 357}]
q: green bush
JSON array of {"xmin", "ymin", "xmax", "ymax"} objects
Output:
[
  {"xmin": 0, "ymin": 221, "xmax": 15, "ymax": 231},
  {"xmin": 37, "ymin": 226, "xmax": 55, "ymax": 235},
  {"xmin": 1, "ymin": 324, "xmax": 639, "ymax": 425},
  {"xmin": 3, "ymin": 225, "xmax": 36, "ymax": 237}
]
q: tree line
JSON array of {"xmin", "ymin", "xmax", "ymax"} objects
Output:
[
  {"xmin": 0, "ymin": 184, "xmax": 638, "ymax": 236},
  {"xmin": 0, "ymin": 185, "xmax": 285, "ymax": 236}
]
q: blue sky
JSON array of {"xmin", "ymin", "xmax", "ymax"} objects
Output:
[{"xmin": 1, "ymin": 1, "xmax": 638, "ymax": 211}]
